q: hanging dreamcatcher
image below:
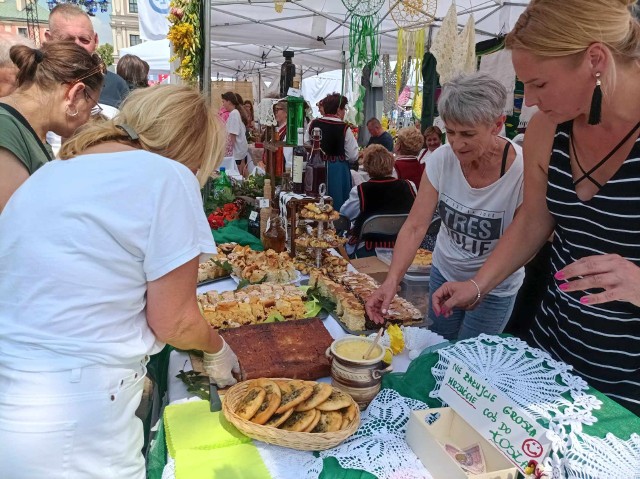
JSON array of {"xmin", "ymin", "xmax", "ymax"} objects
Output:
[
  {"xmin": 273, "ymin": 0, "xmax": 284, "ymax": 13},
  {"xmin": 382, "ymin": 53, "xmax": 397, "ymax": 116},
  {"xmin": 390, "ymin": 0, "xmax": 437, "ymax": 106},
  {"xmin": 342, "ymin": 0, "xmax": 385, "ymax": 69}
]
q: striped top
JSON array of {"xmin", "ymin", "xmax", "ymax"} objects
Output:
[{"xmin": 529, "ymin": 121, "xmax": 640, "ymax": 415}]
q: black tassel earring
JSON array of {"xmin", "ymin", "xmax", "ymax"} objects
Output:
[{"xmin": 588, "ymin": 72, "xmax": 602, "ymax": 125}]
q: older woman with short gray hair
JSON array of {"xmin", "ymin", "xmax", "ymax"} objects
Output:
[{"xmin": 366, "ymin": 71, "xmax": 525, "ymax": 341}]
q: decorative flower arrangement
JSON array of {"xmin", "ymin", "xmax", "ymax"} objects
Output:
[
  {"xmin": 167, "ymin": 0, "xmax": 201, "ymax": 85},
  {"xmin": 207, "ymin": 202, "xmax": 240, "ymax": 230}
]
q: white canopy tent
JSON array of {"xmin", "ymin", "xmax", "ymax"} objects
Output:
[
  {"xmin": 209, "ymin": 0, "xmax": 529, "ymax": 80},
  {"xmin": 119, "ymin": 39, "xmax": 171, "ymax": 74}
]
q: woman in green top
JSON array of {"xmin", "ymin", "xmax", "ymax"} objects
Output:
[{"xmin": 0, "ymin": 41, "xmax": 104, "ymax": 212}]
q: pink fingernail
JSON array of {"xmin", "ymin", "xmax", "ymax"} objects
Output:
[
  {"xmin": 559, "ymin": 283, "xmax": 569, "ymax": 291},
  {"xmin": 580, "ymin": 296, "xmax": 590, "ymax": 304},
  {"xmin": 555, "ymin": 271, "xmax": 565, "ymax": 280}
]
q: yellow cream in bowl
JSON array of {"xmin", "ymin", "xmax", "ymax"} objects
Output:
[{"xmin": 335, "ymin": 339, "xmax": 382, "ymax": 361}]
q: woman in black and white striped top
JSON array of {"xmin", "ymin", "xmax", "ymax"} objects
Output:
[{"xmin": 430, "ymin": 0, "xmax": 640, "ymax": 414}]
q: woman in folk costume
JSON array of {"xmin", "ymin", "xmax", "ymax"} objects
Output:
[
  {"xmin": 307, "ymin": 93, "xmax": 358, "ymax": 209},
  {"xmin": 393, "ymin": 126, "xmax": 427, "ymax": 189}
]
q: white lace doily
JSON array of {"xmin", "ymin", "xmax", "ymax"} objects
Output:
[
  {"xmin": 257, "ymin": 99, "xmax": 278, "ymax": 126},
  {"xmin": 428, "ymin": 334, "xmax": 640, "ymax": 479},
  {"xmin": 368, "ymin": 327, "xmax": 445, "ymax": 360},
  {"xmin": 430, "ymin": 334, "xmax": 601, "ymax": 427},
  {"xmin": 256, "ymin": 389, "xmax": 433, "ymax": 479}
]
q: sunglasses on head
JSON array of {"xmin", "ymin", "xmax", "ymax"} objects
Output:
[{"xmin": 70, "ymin": 60, "xmax": 107, "ymax": 86}]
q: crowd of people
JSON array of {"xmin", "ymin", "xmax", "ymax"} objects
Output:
[{"xmin": 0, "ymin": 0, "xmax": 638, "ymax": 477}]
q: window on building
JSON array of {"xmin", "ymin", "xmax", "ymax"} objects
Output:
[
  {"xmin": 128, "ymin": 0, "xmax": 138, "ymax": 13},
  {"xmin": 17, "ymin": 27, "xmax": 28, "ymax": 37},
  {"xmin": 129, "ymin": 34, "xmax": 142, "ymax": 47}
]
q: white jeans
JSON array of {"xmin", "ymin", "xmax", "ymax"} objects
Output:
[{"xmin": 0, "ymin": 360, "xmax": 147, "ymax": 479}]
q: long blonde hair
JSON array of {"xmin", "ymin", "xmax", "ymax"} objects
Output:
[
  {"xmin": 60, "ymin": 85, "xmax": 224, "ymax": 186},
  {"xmin": 506, "ymin": 0, "xmax": 640, "ymax": 61}
]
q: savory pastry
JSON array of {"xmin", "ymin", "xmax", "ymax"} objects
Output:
[
  {"xmin": 235, "ymin": 386, "xmax": 266, "ymax": 420},
  {"xmin": 311, "ymin": 411, "xmax": 344, "ymax": 433},
  {"xmin": 295, "ymin": 382, "xmax": 333, "ymax": 411},
  {"xmin": 302, "ymin": 409, "xmax": 322, "ymax": 432},
  {"xmin": 251, "ymin": 379, "xmax": 282, "ymax": 425},
  {"xmin": 264, "ymin": 408, "xmax": 294, "ymax": 428},
  {"xmin": 275, "ymin": 383, "xmax": 314, "ymax": 414},
  {"xmin": 315, "ymin": 389, "xmax": 352, "ymax": 411},
  {"xmin": 279, "ymin": 409, "xmax": 317, "ymax": 432}
]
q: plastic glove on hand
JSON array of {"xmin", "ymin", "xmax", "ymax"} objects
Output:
[{"xmin": 203, "ymin": 339, "xmax": 240, "ymax": 388}]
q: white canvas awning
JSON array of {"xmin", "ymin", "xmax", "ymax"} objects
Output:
[
  {"xmin": 119, "ymin": 38, "xmax": 171, "ymax": 73},
  {"xmin": 209, "ymin": 0, "xmax": 529, "ymax": 79}
]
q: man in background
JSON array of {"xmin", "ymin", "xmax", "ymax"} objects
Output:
[
  {"xmin": 46, "ymin": 4, "xmax": 128, "ymax": 109},
  {"xmin": 365, "ymin": 117, "xmax": 393, "ymax": 152},
  {"xmin": 0, "ymin": 33, "xmax": 34, "ymax": 97}
]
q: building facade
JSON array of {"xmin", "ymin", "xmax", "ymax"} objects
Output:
[
  {"xmin": 110, "ymin": 0, "xmax": 140, "ymax": 60},
  {"xmin": 0, "ymin": 0, "xmax": 49, "ymax": 45}
]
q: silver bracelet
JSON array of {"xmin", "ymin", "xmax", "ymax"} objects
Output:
[{"xmin": 469, "ymin": 279, "xmax": 481, "ymax": 306}]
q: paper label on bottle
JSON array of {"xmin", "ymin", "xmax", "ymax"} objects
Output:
[
  {"xmin": 258, "ymin": 198, "xmax": 270, "ymax": 209},
  {"xmin": 287, "ymin": 87, "xmax": 302, "ymax": 97},
  {"xmin": 293, "ymin": 155, "xmax": 304, "ymax": 183},
  {"xmin": 249, "ymin": 211, "xmax": 258, "ymax": 221}
]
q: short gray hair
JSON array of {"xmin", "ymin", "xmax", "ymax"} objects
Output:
[
  {"xmin": 0, "ymin": 34, "xmax": 34, "ymax": 67},
  {"xmin": 437, "ymin": 72, "xmax": 507, "ymax": 126}
]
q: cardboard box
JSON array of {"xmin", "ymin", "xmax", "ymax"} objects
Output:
[
  {"xmin": 406, "ymin": 408, "xmax": 518, "ymax": 479},
  {"xmin": 350, "ymin": 257, "xmax": 389, "ymax": 284}
]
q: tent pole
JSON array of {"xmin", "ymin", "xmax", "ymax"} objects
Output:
[{"xmin": 203, "ymin": 0, "xmax": 211, "ymax": 100}]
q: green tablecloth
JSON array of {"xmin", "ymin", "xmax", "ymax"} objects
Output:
[
  {"xmin": 212, "ymin": 219, "xmax": 263, "ymax": 251},
  {"xmin": 148, "ymin": 344, "xmax": 639, "ymax": 479}
]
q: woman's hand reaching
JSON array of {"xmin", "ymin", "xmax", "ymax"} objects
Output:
[
  {"xmin": 365, "ymin": 280, "xmax": 400, "ymax": 324},
  {"xmin": 555, "ymin": 254, "xmax": 640, "ymax": 307},
  {"xmin": 431, "ymin": 280, "xmax": 483, "ymax": 317}
]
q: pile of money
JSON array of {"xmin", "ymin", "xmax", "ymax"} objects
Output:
[{"xmin": 444, "ymin": 443, "xmax": 486, "ymax": 475}]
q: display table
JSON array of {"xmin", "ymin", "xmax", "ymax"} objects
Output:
[{"xmin": 148, "ymin": 269, "xmax": 640, "ymax": 478}]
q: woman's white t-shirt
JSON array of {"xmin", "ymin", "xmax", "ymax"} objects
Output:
[
  {"xmin": 226, "ymin": 109, "xmax": 248, "ymax": 161},
  {"xmin": 425, "ymin": 140, "xmax": 525, "ymax": 296},
  {"xmin": 0, "ymin": 150, "xmax": 216, "ymax": 371}
]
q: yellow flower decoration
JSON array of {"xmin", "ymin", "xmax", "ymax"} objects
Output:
[{"xmin": 387, "ymin": 324, "xmax": 405, "ymax": 355}]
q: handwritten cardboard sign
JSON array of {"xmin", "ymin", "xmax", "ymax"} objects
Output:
[{"xmin": 439, "ymin": 360, "xmax": 550, "ymax": 474}]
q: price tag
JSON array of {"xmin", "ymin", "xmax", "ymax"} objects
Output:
[
  {"xmin": 287, "ymin": 87, "xmax": 302, "ymax": 97},
  {"xmin": 249, "ymin": 211, "xmax": 258, "ymax": 221},
  {"xmin": 439, "ymin": 360, "xmax": 550, "ymax": 474},
  {"xmin": 258, "ymin": 198, "xmax": 270, "ymax": 209}
]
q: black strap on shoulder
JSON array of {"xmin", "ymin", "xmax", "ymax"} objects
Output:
[
  {"xmin": 0, "ymin": 103, "xmax": 53, "ymax": 163},
  {"xmin": 500, "ymin": 141, "xmax": 511, "ymax": 178},
  {"xmin": 571, "ymin": 120, "xmax": 640, "ymax": 187}
]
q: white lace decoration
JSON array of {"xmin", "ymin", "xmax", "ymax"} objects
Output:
[
  {"xmin": 428, "ymin": 335, "xmax": 640, "ymax": 479},
  {"xmin": 257, "ymin": 99, "xmax": 278, "ymax": 126},
  {"xmin": 430, "ymin": 334, "xmax": 600, "ymax": 427},
  {"xmin": 546, "ymin": 432, "xmax": 640, "ymax": 479},
  {"xmin": 368, "ymin": 326, "xmax": 445, "ymax": 360},
  {"xmin": 256, "ymin": 389, "xmax": 433, "ymax": 479}
]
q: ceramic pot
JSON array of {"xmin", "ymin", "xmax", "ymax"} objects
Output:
[{"xmin": 326, "ymin": 336, "xmax": 393, "ymax": 409}]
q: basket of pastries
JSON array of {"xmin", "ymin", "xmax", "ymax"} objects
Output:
[{"xmin": 223, "ymin": 378, "xmax": 360, "ymax": 451}]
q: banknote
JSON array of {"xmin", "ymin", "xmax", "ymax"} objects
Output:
[{"xmin": 444, "ymin": 443, "xmax": 486, "ymax": 475}]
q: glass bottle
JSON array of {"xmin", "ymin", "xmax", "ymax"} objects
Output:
[
  {"xmin": 286, "ymin": 95, "xmax": 304, "ymax": 146},
  {"xmin": 304, "ymin": 127, "xmax": 326, "ymax": 196},
  {"xmin": 247, "ymin": 201, "xmax": 261, "ymax": 238},
  {"xmin": 279, "ymin": 51, "xmax": 296, "ymax": 98},
  {"xmin": 263, "ymin": 215, "xmax": 286, "ymax": 253},
  {"xmin": 292, "ymin": 127, "xmax": 306, "ymax": 194},
  {"xmin": 212, "ymin": 167, "xmax": 233, "ymax": 206}
]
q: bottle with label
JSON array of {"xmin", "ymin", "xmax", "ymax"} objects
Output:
[
  {"xmin": 260, "ymin": 179, "xmax": 272, "ymax": 242},
  {"xmin": 292, "ymin": 127, "xmax": 306, "ymax": 194},
  {"xmin": 286, "ymin": 95, "xmax": 305, "ymax": 146},
  {"xmin": 263, "ymin": 215, "xmax": 287, "ymax": 253},
  {"xmin": 247, "ymin": 200, "xmax": 261, "ymax": 238},
  {"xmin": 304, "ymin": 127, "xmax": 326, "ymax": 196},
  {"xmin": 212, "ymin": 167, "xmax": 233, "ymax": 206}
]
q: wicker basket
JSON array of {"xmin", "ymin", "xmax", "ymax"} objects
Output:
[{"xmin": 222, "ymin": 378, "xmax": 361, "ymax": 451}]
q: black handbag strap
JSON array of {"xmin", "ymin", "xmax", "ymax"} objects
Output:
[{"xmin": 0, "ymin": 103, "xmax": 53, "ymax": 162}]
